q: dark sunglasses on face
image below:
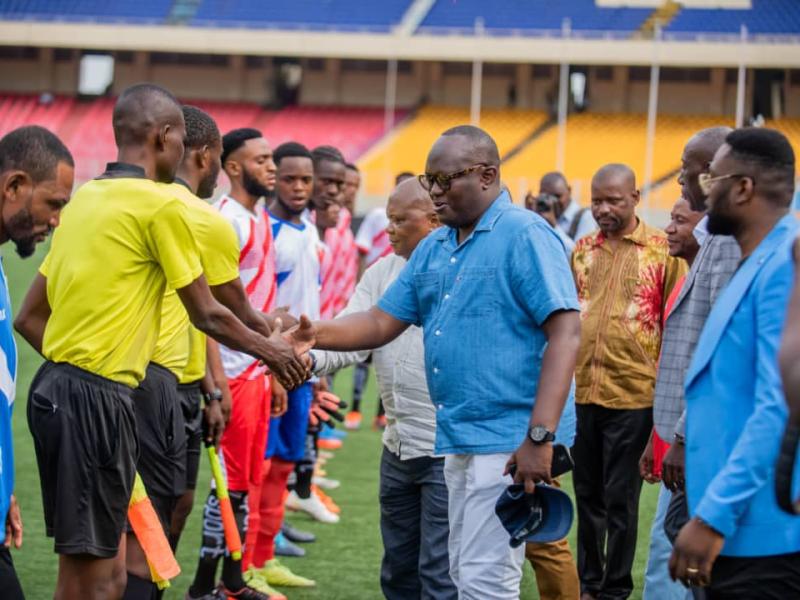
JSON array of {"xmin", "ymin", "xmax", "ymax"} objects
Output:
[{"xmin": 418, "ymin": 164, "xmax": 488, "ymax": 192}]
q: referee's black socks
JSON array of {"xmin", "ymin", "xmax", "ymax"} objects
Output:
[{"xmin": 122, "ymin": 573, "xmax": 158, "ymax": 600}]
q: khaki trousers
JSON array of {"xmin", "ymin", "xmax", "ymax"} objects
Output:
[{"xmin": 525, "ymin": 478, "xmax": 580, "ymax": 600}]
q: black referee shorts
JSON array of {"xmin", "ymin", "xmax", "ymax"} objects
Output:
[
  {"xmin": 131, "ymin": 363, "xmax": 186, "ymax": 529},
  {"xmin": 176, "ymin": 381, "xmax": 204, "ymax": 491},
  {"xmin": 27, "ymin": 361, "xmax": 138, "ymax": 558}
]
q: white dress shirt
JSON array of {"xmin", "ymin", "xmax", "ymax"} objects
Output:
[{"xmin": 312, "ymin": 253, "xmax": 436, "ymax": 459}]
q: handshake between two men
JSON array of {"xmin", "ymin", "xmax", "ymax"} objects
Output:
[{"xmin": 266, "ymin": 312, "xmax": 345, "ymax": 424}]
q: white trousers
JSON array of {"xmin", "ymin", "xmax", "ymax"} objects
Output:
[{"xmin": 444, "ymin": 453, "xmax": 526, "ymax": 600}]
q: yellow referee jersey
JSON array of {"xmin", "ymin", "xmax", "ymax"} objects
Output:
[
  {"xmin": 40, "ymin": 170, "xmax": 203, "ymax": 387},
  {"xmin": 150, "ymin": 181, "xmax": 240, "ymax": 383}
]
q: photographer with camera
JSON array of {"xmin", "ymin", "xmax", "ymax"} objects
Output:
[
  {"xmin": 524, "ymin": 187, "xmax": 576, "ymax": 256},
  {"xmin": 529, "ymin": 171, "xmax": 596, "ymax": 240}
]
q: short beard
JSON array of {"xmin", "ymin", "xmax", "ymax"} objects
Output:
[
  {"xmin": 242, "ymin": 168, "xmax": 272, "ymax": 200},
  {"xmin": 7, "ymin": 208, "xmax": 38, "ymax": 258},
  {"xmin": 706, "ymin": 193, "xmax": 739, "ymax": 237},
  {"xmin": 706, "ymin": 211, "xmax": 740, "ymax": 236},
  {"xmin": 197, "ymin": 171, "xmax": 217, "ymax": 200}
]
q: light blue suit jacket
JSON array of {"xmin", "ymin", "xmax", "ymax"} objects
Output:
[{"xmin": 685, "ymin": 213, "xmax": 800, "ymax": 557}]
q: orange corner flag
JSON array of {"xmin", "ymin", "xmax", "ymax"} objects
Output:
[
  {"xmin": 128, "ymin": 472, "xmax": 181, "ymax": 588},
  {"xmin": 207, "ymin": 446, "xmax": 243, "ymax": 561}
]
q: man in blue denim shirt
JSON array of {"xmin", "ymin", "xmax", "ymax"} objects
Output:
[{"xmin": 297, "ymin": 126, "xmax": 581, "ymax": 598}]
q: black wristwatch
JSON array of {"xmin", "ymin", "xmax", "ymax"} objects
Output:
[
  {"xmin": 204, "ymin": 388, "xmax": 223, "ymax": 406},
  {"xmin": 528, "ymin": 425, "xmax": 556, "ymax": 445}
]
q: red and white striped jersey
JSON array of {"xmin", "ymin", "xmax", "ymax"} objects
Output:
[
  {"xmin": 324, "ymin": 208, "xmax": 358, "ymax": 316},
  {"xmin": 355, "ymin": 206, "xmax": 392, "ymax": 268},
  {"xmin": 213, "ymin": 195, "xmax": 277, "ymax": 380},
  {"xmin": 318, "ymin": 235, "xmax": 335, "ymax": 319}
]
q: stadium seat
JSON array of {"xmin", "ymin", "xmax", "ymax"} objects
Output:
[
  {"xmin": 0, "ymin": 0, "xmax": 173, "ymax": 24},
  {"xmin": 418, "ymin": 0, "xmax": 652, "ymax": 35},
  {"xmin": 666, "ymin": 0, "xmax": 800, "ymax": 36},
  {"xmin": 191, "ymin": 0, "xmax": 411, "ymax": 31},
  {"xmin": 501, "ymin": 113, "xmax": 736, "ymax": 212},
  {"xmin": 256, "ymin": 106, "xmax": 406, "ymax": 163},
  {"xmin": 0, "ymin": 94, "xmax": 402, "ymax": 185},
  {"xmin": 357, "ymin": 105, "xmax": 549, "ymax": 197}
]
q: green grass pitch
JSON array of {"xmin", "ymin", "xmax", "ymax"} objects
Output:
[{"xmin": 3, "ymin": 243, "xmax": 659, "ymax": 599}]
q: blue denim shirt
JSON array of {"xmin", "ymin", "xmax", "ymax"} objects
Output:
[{"xmin": 378, "ymin": 191, "xmax": 580, "ymax": 455}]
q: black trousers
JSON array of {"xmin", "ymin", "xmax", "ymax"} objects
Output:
[
  {"xmin": 0, "ymin": 547, "xmax": 24, "ymax": 599},
  {"xmin": 378, "ymin": 447, "xmax": 456, "ymax": 600},
  {"xmin": 699, "ymin": 551, "xmax": 800, "ymax": 599},
  {"xmin": 573, "ymin": 404, "xmax": 652, "ymax": 600}
]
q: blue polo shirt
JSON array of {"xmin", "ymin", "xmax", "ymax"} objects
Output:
[
  {"xmin": 378, "ymin": 191, "xmax": 579, "ymax": 455},
  {"xmin": 0, "ymin": 258, "xmax": 17, "ymax": 528}
]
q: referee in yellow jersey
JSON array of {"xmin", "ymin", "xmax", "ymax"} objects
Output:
[
  {"xmin": 126, "ymin": 106, "xmax": 290, "ymax": 600},
  {"xmin": 15, "ymin": 84, "xmax": 308, "ymax": 600}
]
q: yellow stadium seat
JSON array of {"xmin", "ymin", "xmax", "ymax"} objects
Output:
[
  {"xmin": 358, "ymin": 105, "xmax": 548, "ymax": 198},
  {"xmin": 502, "ymin": 113, "xmax": 734, "ymax": 213}
]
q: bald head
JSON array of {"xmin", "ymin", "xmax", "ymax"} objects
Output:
[
  {"xmin": 680, "ymin": 125, "xmax": 734, "ymax": 211},
  {"xmin": 686, "ymin": 127, "xmax": 733, "ymax": 162},
  {"xmin": 425, "ymin": 126, "xmax": 501, "ymax": 232},
  {"xmin": 389, "ymin": 177, "xmax": 434, "ymax": 212},
  {"xmin": 591, "ymin": 163, "xmax": 640, "ymax": 237},
  {"xmin": 592, "ymin": 163, "xmax": 636, "ymax": 190},
  {"xmin": 112, "ymin": 83, "xmax": 186, "ymax": 183},
  {"xmin": 386, "ymin": 178, "xmax": 438, "ymax": 259},
  {"xmin": 539, "ymin": 171, "xmax": 571, "ymax": 211},
  {"xmin": 440, "ymin": 125, "xmax": 500, "ymax": 166},
  {"xmin": 113, "ymin": 84, "xmax": 183, "ymax": 147}
]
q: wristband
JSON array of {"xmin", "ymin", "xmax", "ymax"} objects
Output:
[{"xmin": 204, "ymin": 388, "xmax": 223, "ymax": 406}]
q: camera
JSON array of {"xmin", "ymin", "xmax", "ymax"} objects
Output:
[{"xmin": 534, "ymin": 193, "xmax": 560, "ymax": 214}]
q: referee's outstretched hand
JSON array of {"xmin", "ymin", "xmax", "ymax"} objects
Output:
[{"xmin": 263, "ymin": 318, "xmax": 309, "ymax": 389}]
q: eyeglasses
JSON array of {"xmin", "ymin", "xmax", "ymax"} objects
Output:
[
  {"xmin": 418, "ymin": 164, "xmax": 487, "ymax": 192},
  {"xmin": 698, "ymin": 172, "xmax": 748, "ymax": 196}
]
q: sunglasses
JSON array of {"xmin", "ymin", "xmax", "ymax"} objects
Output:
[
  {"xmin": 698, "ymin": 172, "xmax": 748, "ymax": 196},
  {"xmin": 418, "ymin": 164, "xmax": 488, "ymax": 192}
]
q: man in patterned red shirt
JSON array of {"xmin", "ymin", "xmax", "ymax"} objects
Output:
[{"xmin": 571, "ymin": 164, "xmax": 686, "ymax": 600}]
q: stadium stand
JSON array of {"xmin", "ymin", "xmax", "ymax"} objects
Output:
[
  {"xmin": 1, "ymin": 91, "xmax": 796, "ymax": 211},
  {"xmin": 666, "ymin": 0, "xmax": 800, "ymax": 36},
  {"xmin": 254, "ymin": 106, "xmax": 406, "ymax": 162},
  {"xmin": 0, "ymin": 0, "xmax": 173, "ymax": 24},
  {"xmin": 357, "ymin": 105, "xmax": 549, "ymax": 196},
  {"xmin": 191, "ymin": 0, "xmax": 411, "ymax": 31},
  {"xmin": 417, "ymin": 0, "xmax": 652, "ymax": 35},
  {"xmin": 0, "ymin": 94, "xmax": 75, "ymax": 136},
  {"xmin": 3, "ymin": 0, "xmax": 798, "ymax": 40},
  {"xmin": 0, "ymin": 94, "xmax": 399, "ymax": 182},
  {"xmin": 189, "ymin": 100, "xmax": 266, "ymax": 137},
  {"xmin": 501, "ymin": 113, "xmax": 737, "ymax": 211}
]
